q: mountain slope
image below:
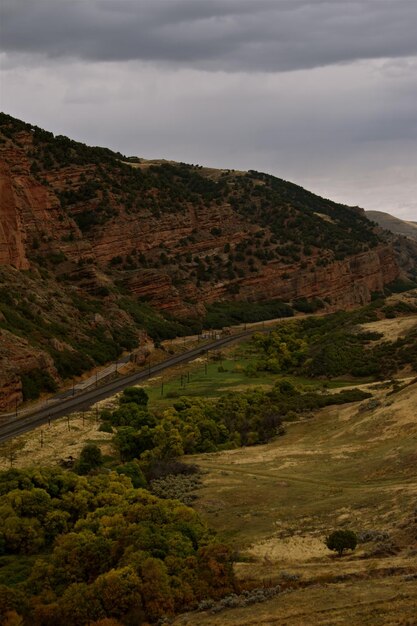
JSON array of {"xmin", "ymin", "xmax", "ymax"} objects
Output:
[
  {"xmin": 0, "ymin": 113, "xmax": 402, "ymax": 409},
  {"xmin": 0, "ymin": 113, "xmax": 399, "ymax": 311},
  {"xmin": 366, "ymin": 210, "xmax": 417, "ymax": 242}
]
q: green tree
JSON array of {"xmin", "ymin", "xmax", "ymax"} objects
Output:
[
  {"xmin": 110, "ymin": 402, "xmax": 155, "ymax": 429},
  {"xmin": 91, "ymin": 566, "xmax": 144, "ymax": 622},
  {"xmin": 75, "ymin": 444, "xmax": 103, "ymax": 475},
  {"xmin": 56, "ymin": 582, "xmax": 104, "ymax": 626},
  {"xmin": 115, "ymin": 461, "xmax": 146, "ymax": 488},
  {"xmin": 51, "ymin": 531, "xmax": 113, "ymax": 584},
  {"xmin": 325, "ymin": 530, "xmax": 357, "ymax": 556},
  {"xmin": 120, "ymin": 387, "xmax": 149, "ymax": 407},
  {"xmin": 0, "ymin": 515, "xmax": 44, "ymax": 554},
  {"xmin": 113, "ymin": 426, "xmax": 153, "ymax": 461}
]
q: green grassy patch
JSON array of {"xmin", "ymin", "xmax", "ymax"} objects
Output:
[{"xmin": 146, "ymin": 337, "xmax": 367, "ymax": 411}]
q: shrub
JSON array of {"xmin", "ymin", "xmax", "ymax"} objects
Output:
[
  {"xmin": 325, "ymin": 530, "xmax": 357, "ymax": 556},
  {"xmin": 119, "ymin": 387, "xmax": 149, "ymax": 407},
  {"xmin": 115, "ymin": 461, "xmax": 146, "ymax": 488},
  {"xmin": 75, "ymin": 444, "xmax": 103, "ymax": 475},
  {"xmin": 150, "ymin": 474, "xmax": 202, "ymax": 505},
  {"xmin": 98, "ymin": 422, "xmax": 113, "ymax": 433},
  {"xmin": 21, "ymin": 369, "xmax": 57, "ymax": 400}
]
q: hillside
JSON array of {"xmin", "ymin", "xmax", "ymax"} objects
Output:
[
  {"xmin": 0, "ymin": 113, "xmax": 407, "ymax": 410},
  {"xmin": 1, "ymin": 305, "xmax": 416, "ymax": 625},
  {"xmin": 367, "ymin": 210, "xmax": 417, "ymax": 242},
  {"xmin": 366, "ymin": 211, "xmax": 417, "ymax": 284},
  {"xmin": 175, "ymin": 375, "xmax": 417, "ymax": 625},
  {"xmin": 173, "ymin": 304, "xmax": 417, "ymax": 624}
]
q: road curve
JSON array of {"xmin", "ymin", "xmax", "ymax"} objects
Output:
[{"xmin": 0, "ymin": 329, "xmax": 262, "ymax": 443}]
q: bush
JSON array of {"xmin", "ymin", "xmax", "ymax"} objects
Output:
[
  {"xmin": 145, "ymin": 459, "xmax": 199, "ymax": 482},
  {"xmin": 150, "ymin": 474, "xmax": 202, "ymax": 505},
  {"xmin": 325, "ymin": 530, "xmax": 357, "ymax": 556},
  {"xmin": 21, "ymin": 369, "xmax": 57, "ymax": 400},
  {"xmin": 98, "ymin": 422, "xmax": 113, "ymax": 433},
  {"xmin": 115, "ymin": 461, "xmax": 146, "ymax": 488},
  {"xmin": 75, "ymin": 444, "xmax": 103, "ymax": 475},
  {"xmin": 119, "ymin": 387, "xmax": 149, "ymax": 407}
]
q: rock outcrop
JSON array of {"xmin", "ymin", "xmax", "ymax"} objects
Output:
[
  {"xmin": 204, "ymin": 244, "xmax": 398, "ymax": 310},
  {"xmin": 0, "ymin": 139, "xmax": 400, "ymax": 314}
]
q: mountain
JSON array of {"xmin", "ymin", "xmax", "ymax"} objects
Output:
[
  {"xmin": 366, "ymin": 210, "xmax": 417, "ymax": 283},
  {"xmin": 366, "ymin": 210, "xmax": 417, "ymax": 242},
  {"xmin": 0, "ymin": 113, "xmax": 399, "ymax": 310},
  {"xmin": 0, "ymin": 113, "xmax": 404, "ymax": 409}
]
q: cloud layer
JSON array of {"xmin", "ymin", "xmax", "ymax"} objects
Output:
[
  {"xmin": 1, "ymin": 1, "xmax": 416, "ymax": 219},
  {"xmin": 2, "ymin": 0, "xmax": 417, "ymax": 71}
]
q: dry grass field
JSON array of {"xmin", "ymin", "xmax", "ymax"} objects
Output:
[
  {"xmin": 359, "ymin": 314, "xmax": 417, "ymax": 343},
  {"xmin": 174, "ymin": 379, "xmax": 417, "ymax": 625},
  {"xmin": 0, "ymin": 398, "xmax": 117, "ymax": 470}
]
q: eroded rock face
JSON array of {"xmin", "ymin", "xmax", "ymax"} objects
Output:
[
  {"xmin": 0, "ymin": 157, "xmax": 30, "ymax": 269},
  {"xmin": 0, "ymin": 143, "xmax": 400, "ymax": 315},
  {"xmin": 0, "ymin": 129, "xmax": 401, "ymax": 317},
  {"xmin": 124, "ymin": 243, "xmax": 398, "ymax": 315},
  {"xmin": 0, "ymin": 141, "xmax": 78, "ymax": 269},
  {"xmin": 0, "ymin": 329, "xmax": 58, "ymax": 412},
  {"xmin": 229, "ymin": 245, "xmax": 399, "ymax": 310}
]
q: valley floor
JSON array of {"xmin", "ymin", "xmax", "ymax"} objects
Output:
[{"xmin": 175, "ymin": 379, "xmax": 417, "ymax": 625}]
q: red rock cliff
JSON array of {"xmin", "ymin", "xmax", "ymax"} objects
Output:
[{"xmin": 0, "ymin": 136, "xmax": 400, "ymax": 316}]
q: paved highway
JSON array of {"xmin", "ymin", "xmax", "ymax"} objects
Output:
[{"xmin": 0, "ymin": 329, "xmax": 261, "ymax": 443}]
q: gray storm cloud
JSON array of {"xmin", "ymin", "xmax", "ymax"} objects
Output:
[
  {"xmin": 1, "ymin": 1, "xmax": 416, "ymax": 219},
  {"xmin": 2, "ymin": 0, "xmax": 417, "ymax": 71}
]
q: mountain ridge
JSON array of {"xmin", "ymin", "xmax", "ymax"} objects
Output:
[
  {"xmin": 0, "ymin": 112, "xmax": 399, "ymax": 313},
  {"xmin": 0, "ymin": 113, "xmax": 408, "ymax": 410}
]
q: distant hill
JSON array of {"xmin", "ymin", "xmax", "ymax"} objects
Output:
[{"xmin": 366, "ymin": 210, "xmax": 417, "ymax": 242}]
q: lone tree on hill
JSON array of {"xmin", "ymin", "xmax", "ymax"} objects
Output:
[{"xmin": 325, "ymin": 530, "xmax": 357, "ymax": 556}]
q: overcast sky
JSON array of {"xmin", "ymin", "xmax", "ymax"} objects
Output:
[{"xmin": 1, "ymin": 0, "xmax": 416, "ymax": 219}]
